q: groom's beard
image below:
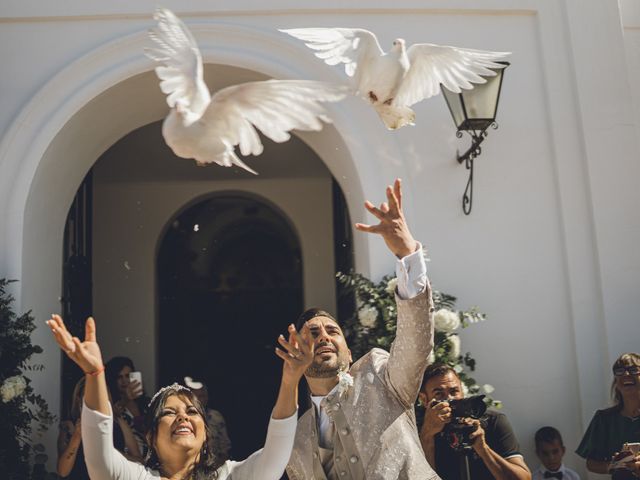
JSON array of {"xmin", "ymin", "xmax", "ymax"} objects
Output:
[
  {"xmin": 305, "ymin": 347, "xmax": 350, "ymax": 378},
  {"xmin": 305, "ymin": 362, "xmax": 341, "ymax": 378}
]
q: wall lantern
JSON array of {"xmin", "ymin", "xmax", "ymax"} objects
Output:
[{"xmin": 442, "ymin": 61, "xmax": 509, "ymax": 215}]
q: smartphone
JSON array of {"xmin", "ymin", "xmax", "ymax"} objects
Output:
[{"xmin": 129, "ymin": 371, "xmax": 143, "ymax": 391}]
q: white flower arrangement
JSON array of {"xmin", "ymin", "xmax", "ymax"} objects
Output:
[
  {"xmin": 385, "ymin": 277, "xmax": 398, "ymax": 295},
  {"xmin": 434, "ymin": 308, "xmax": 461, "ymax": 333},
  {"xmin": 1, "ymin": 375, "xmax": 27, "ymax": 403},
  {"xmin": 482, "ymin": 384, "xmax": 495, "ymax": 394},
  {"xmin": 357, "ymin": 305, "xmax": 379, "ymax": 328},
  {"xmin": 447, "ymin": 334, "xmax": 461, "ymax": 360},
  {"xmin": 463, "ymin": 310, "xmax": 486, "ymax": 324}
]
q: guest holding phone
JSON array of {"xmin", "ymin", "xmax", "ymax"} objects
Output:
[{"xmin": 106, "ymin": 356, "xmax": 150, "ymax": 456}]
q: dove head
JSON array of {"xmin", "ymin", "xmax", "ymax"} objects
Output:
[{"xmin": 392, "ymin": 38, "xmax": 406, "ymax": 51}]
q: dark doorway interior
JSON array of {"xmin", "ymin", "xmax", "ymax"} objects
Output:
[
  {"xmin": 60, "ymin": 170, "xmax": 93, "ymax": 418},
  {"xmin": 332, "ymin": 179, "xmax": 356, "ymax": 325},
  {"xmin": 157, "ymin": 195, "xmax": 303, "ymax": 460}
]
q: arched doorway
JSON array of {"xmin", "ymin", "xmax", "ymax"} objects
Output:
[{"xmin": 157, "ymin": 195, "xmax": 303, "ymax": 459}]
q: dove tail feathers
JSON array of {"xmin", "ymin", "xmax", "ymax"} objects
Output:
[
  {"xmin": 211, "ymin": 143, "xmax": 258, "ymax": 175},
  {"xmin": 198, "ymin": 152, "xmax": 258, "ymax": 175},
  {"xmin": 190, "ymin": 144, "xmax": 258, "ymax": 175},
  {"xmin": 226, "ymin": 150, "xmax": 258, "ymax": 175},
  {"xmin": 373, "ymin": 104, "xmax": 416, "ymax": 130}
]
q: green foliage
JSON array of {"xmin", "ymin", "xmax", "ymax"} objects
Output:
[
  {"xmin": 337, "ymin": 271, "xmax": 501, "ymax": 408},
  {"xmin": 0, "ymin": 279, "xmax": 55, "ymax": 479}
]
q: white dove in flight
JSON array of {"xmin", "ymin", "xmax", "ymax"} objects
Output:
[
  {"xmin": 145, "ymin": 9, "xmax": 347, "ymax": 174},
  {"xmin": 280, "ymin": 28, "xmax": 510, "ymax": 130}
]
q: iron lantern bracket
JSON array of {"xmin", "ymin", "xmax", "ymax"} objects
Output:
[{"xmin": 456, "ymin": 122, "xmax": 498, "ymax": 215}]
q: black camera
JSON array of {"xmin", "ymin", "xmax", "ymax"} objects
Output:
[{"xmin": 435, "ymin": 394, "xmax": 488, "ymax": 452}]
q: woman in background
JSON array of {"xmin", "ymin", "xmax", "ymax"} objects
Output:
[
  {"xmin": 57, "ymin": 377, "xmax": 89, "ymax": 479},
  {"xmin": 106, "ymin": 356, "xmax": 149, "ymax": 456},
  {"xmin": 57, "ymin": 376, "xmax": 142, "ymax": 478},
  {"xmin": 576, "ymin": 352, "xmax": 640, "ymax": 476}
]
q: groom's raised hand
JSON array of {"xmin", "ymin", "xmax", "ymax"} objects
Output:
[{"xmin": 355, "ymin": 178, "xmax": 418, "ymax": 258}]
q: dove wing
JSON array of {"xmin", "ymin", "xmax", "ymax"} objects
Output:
[
  {"xmin": 204, "ymin": 80, "xmax": 347, "ymax": 157},
  {"xmin": 145, "ymin": 8, "xmax": 211, "ymax": 126},
  {"xmin": 280, "ymin": 28, "xmax": 383, "ymax": 79},
  {"xmin": 394, "ymin": 44, "xmax": 510, "ymax": 107}
]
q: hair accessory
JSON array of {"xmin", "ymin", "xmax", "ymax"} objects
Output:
[{"xmin": 148, "ymin": 382, "xmax": 191, "ymax": 407}]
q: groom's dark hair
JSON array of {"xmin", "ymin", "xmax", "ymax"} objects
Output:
[{"xmin": 295, "ymin": 307, "xmax": 339, "ymax": 332}]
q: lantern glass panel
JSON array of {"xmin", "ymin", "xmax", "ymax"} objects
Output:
[
  {"xmin": 460, "ymin": 70, "xmax": 503, "ymax": 121},
  {"xmin": 442, "ymin": 62, "xmax": 508, "ymax": 132},
  {"xmin": 442, "ymin": 87, "xmax": 466, "ymax": 129}
]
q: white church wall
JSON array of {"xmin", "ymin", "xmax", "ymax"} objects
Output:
[{"xmin": 562, "ymin": 0, "xmax": 640, "ymax": 371}]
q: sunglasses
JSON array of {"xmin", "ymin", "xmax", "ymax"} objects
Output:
[{"xmin": 613, "ymin": 366, "xmax": 640, "ymax": 377}]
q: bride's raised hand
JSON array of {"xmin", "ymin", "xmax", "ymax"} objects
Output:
[
  {"xmin": 276, "ymin": 323, "xmax": 314, "ymax": 382},
  {"xmin": 46, "ymin": 315, "xmax": 104, "ymax": 374}
]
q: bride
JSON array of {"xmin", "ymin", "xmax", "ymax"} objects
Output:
[{"xmin": 46, "ymin": 314, "xmax": 313, "ymax": 480}]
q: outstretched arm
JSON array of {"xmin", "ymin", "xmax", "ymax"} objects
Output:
[
  {"xmin": 46, "ymin": 316, "xmax": 149, "ymax": 480},
  {"xmin": 355, "ymin": 179, "xmax": 434, "ymax": 406},
  {"xmin": 231, "ymin": 325, "xmax": 313, "ymax": 480}
]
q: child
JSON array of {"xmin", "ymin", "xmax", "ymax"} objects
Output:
[{"xmin": 533, "ymin": 426, "xmax": 581, "ymax": 480}]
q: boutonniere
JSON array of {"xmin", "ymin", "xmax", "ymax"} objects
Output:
[{"xmin": 336, "ymin": 368, "xmax": 354, "ymax": 396}]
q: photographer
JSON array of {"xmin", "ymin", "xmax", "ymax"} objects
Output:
[{"xmin": 418, "ymin": 364, "xmax": 531, "ymax": 480}]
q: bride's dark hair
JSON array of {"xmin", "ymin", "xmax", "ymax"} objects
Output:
[{"xmin": 145, "ymin": 385, "xmax": 222, "ymax": 479}]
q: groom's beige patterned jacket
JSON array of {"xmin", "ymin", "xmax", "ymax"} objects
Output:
[{"xmin": 286, "ymin": 285, "xmax": 440, "ymax": 480}]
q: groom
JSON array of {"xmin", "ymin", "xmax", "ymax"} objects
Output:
[{"xmin": 286, "ymin": 179, "xmax": 439, "ymax": 480}]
